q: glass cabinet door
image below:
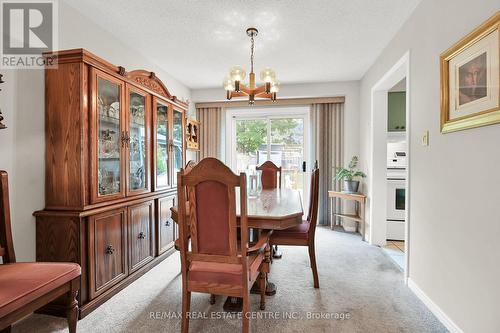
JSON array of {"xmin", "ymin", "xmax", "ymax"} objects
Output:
[
  {"xmin": 172, "ymin": 109, "xmax": 184, "ymax": 185},
  {"xmin": 127, "ymin": 88, "xmax": 150, "ymax": 194},
  {"xmin": 95, "ymin": 74, "xmax": 124, "ymax": 202},
  {"xmin": 154, "ymin": 99, "xmax": 169, "ymax": 189}
]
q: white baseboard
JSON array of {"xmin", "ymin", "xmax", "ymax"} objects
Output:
[{"xmin": 407, "ymin": 278, "xmax": 464, "ymax": 333}]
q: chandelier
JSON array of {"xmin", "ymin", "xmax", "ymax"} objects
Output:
[{"xmin": 223, "ymin": 27, "xmax": 280, "ymax": 105}]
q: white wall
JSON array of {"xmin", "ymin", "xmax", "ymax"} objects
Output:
[
  {"xmin": 359, "ymin": 1, "xmax": 500, "ymax": 332},
  {"xmin": 191, "ymin": 81, "xmax": 361, "ymax": 170},
  {"xmin": 0, "ymin": 1, "xmax": 192, "ymax": 261}
]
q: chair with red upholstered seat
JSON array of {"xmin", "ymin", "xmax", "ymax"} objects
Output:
[
  {"xmin": 0, "ymin": 171, "xmax": 81, "ymax": 333},
  {"xmin": 177, "ymin": 158, "xmax": 270, "ymax": 333},
  {"xmin": 270, "ymin": 164, "xmax": 320, "ymax": 288},
  {"xmin": 256, "ymin": 161, "xmax": 281, "ymax": 190},
  {"xmin": 256, "ymin": 161, "xmax": 283, "ymax": 259}
]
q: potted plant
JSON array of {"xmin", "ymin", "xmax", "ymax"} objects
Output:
[{"xmin": 334, "ymin": 156, "xmax": 366, "ymax": 193}]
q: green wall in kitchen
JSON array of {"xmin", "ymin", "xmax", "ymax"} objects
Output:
[{"xmin": 388, "ymin": 91, "xmax": 406, "ymax": 132}]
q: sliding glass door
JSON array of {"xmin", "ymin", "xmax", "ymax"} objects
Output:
[{"xmin": 230, "ymin": 107, "xmax": 310, "ymax": 199}]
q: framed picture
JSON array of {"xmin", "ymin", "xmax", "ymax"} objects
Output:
[
  {"xmin": 186, "ymin": 118, "xmax": 200, "ymax": 150},
  {"xmin": 440, "ymin": 12, "xmax": 500, "ymax": 133}
]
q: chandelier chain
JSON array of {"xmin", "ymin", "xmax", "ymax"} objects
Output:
[{"xmin": 250, "ymin": 34, "xmax": 255, "ymax": 73}]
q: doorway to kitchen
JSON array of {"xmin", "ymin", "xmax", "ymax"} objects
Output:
[
  {"xmin": 226, "ymin": 106, "xmax": 311, "ymax": 206},
  {"xmin": 369, "ymin": 52, "xmax": 411, "ymax": 280},
  {"xmin": 384, "ymin": 78, "xmax": 407, "ymax": 270}
]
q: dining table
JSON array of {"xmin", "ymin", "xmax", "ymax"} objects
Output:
[{"xmin": 170, "ymin": 188, "xmax": 304, "ymax": 311}]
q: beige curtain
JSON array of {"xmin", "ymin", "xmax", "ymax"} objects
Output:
[
  {"xmin": 310, "ymin": 103, "xmax": 344, "ymax": 226},
  {"xmin": 196, "ymin": 107, "xmax": 223, "ymax": 160}
]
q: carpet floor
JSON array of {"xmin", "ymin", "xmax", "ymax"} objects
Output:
[{"xmin": 12, "ymin": 227, "xmax": 447, "ymax": 333}]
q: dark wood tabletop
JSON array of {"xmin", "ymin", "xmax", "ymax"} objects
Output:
[{"xmin": 171, "ymin": 188, "xmax": 303, "ymax": 230}]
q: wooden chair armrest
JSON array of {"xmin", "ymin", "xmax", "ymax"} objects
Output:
[{"xmin": 247, "ymin": 230, "xmax": 273, "ymax": 254}]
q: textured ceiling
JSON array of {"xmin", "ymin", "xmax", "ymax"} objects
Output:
[{"xmin": 64, "ymin": 0, "xmax": 421, "ymax": 89}]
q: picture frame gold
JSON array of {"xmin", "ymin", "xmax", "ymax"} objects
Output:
[
  {"xmin": 186, "ymin": 118, "xmax": 200, "ymax": 150},
  {"xmin": 440, "ymin": 12, "xmax": 500, "ymax": 133}
]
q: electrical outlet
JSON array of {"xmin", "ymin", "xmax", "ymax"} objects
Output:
[{"xmin": 422, "ymin": 130, "xmax": 429, "ymax": 146}]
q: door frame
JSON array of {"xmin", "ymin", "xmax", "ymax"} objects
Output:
[
  {"xmin": 369, "ymin": 51, "xmax": 411, "ymax": 281},
  {"xmin": 226, "ymin": 105, "xmax": 311, "ymax": 205}
]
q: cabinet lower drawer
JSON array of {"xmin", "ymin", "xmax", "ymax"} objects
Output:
[
  {"xmin": 89, "ymin": 208, "xmax": 128, "ymax": 299},
  {"xmin": 157, "ymin": 196, "xmax": 175, "ymax": 255},
  {"xmin": 128, "ymin": 200, "xmax": 155, "ymax": 273}
]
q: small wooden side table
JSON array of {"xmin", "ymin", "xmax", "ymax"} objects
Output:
[{"xmin": 328, "ymin": 191, "xmax": 367, "ymax": 241}]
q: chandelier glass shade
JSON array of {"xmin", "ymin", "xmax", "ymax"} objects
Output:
[{"xmin": 223, "ymin": 27, "xmax": 279, "ymax": 105}]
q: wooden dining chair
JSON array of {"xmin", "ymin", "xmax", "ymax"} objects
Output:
[
  {"xmin": 177, "ymin": 158, "xmax": 270, "ymax": 333},
  {"xmin": 257, "ymin": 161, "xmax": 283, "ymax": 259},
  {"xmin": 270, "ymin": 164, "xmax": 320, "ymax": 288},
  {"xmin": 177, "ymin": 160, "xmax": 223, "ymax": 305},
  {"xmin": 0, "ymin": 171, "xmax": 81, "ymax": 333},
  {"xmin": 256, "ymin": 161, "xmax": 281, "ymax": 190}
]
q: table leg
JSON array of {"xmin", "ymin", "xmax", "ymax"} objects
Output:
[
  {"xmin": 250, "ymin": 274, "xmax": 277, "ymax": 296},
  {"xmin": 251, "ymin": 242, "xmax": 276, "ymax": 296},
  {"xmin": 223, "ymin": 297, "xmax": 243, "ymax": 313},
  {"xmin": 272, "ymin": 245, "xmax": 282, "ymax": 259},
  {"xmin": 226, "ymin": 279, "xmax": 277, "ymax": 312}
]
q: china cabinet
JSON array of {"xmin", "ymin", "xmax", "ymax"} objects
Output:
[{"xmin": 34, "ymin": 49, "xmax": 188, "ymax": 318}]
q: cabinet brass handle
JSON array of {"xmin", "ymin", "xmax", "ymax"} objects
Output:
[
  {"xmin": 138, "ymin": 231, "xmax": 146, "ymax": 239},
  {"xmin": 105, "ymin": 245, "xmax": 115, "ymax": 254}
]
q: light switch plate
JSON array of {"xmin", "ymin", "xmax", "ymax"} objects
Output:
[{"xmin": 422, "ymin": 130, "xmax": 429, "ymax": 146}]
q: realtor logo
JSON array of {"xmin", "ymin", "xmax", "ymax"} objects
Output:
[{"xmin": 1, "ymin": 0, "xmax": 58, "ymax": 68}]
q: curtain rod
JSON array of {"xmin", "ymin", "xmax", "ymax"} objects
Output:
[{"xmin": 195, "ymin": 96, "xmax": 345, "ymax": 109}]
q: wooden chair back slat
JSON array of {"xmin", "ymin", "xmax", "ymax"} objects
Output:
[
  {"xmin": 256, "ymin": 161, "xmax": 282, "ymax": 189},
  {"xmin": 308, "ymin": 165, "xmax": 320, "ymax": 238},
  {"xmin": 186, "ymin": 185, "xmax": 199, "ymax": 253},
  {"xmin": 306, "ymin": 161, "xmax": 319, "ymax": 221},
  {"xmin": 0, "ymin": 170, "xmax": 16, "ymax": 264},
  {"xmin": 227, "ymin": 185, "xmax": 238, "ymax": 257},
  {"xmin": 306, "ymin": 171, "xmax": 314, "ymax": 222}
]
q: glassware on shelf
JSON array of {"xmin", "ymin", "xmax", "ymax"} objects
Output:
[
  {"xmin": 172, "ymin": 110, "xmax": 183, "ymax": 184},
  {"xmin": 129, "ymin": 92, "xmax": 147, "ymax": 191},
  {"xmin": 97, "ymin": 77, "xmax": 121, "ymax": 196},
  {"xmin": 156, "ymin": 103, "xmax": 169, "ymax": 187},
  {"xmin": 99, "ymin": 129, "xmax": 119, "ymax": 159},
  {"xmin": 98, "ymin": 167, "xmax": 120, "ymax": 195}
]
